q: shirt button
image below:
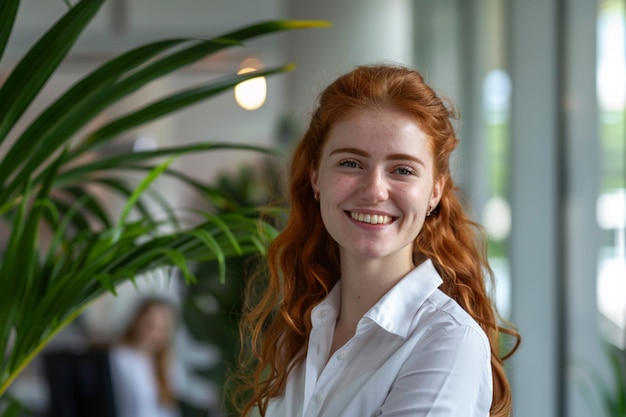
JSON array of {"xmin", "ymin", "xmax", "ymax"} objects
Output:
[
  {"xmin": 317, "ymin": 310, "xmax": 327, "ymax": 319},
  {"xmin": 337, "ymin": 352, "xmax": 346, "ymax": 360},
  {"xmin": 315, "ymin": 393, "xmax": 323, "ymax": 402}
]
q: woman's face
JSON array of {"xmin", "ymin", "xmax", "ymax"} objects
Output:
[
  {"xmin": 310, "ymin": 108, "xmax": 444, "ymax": 266},
  {"xmin": 135, "ymin": 304, "xmax": 174, "ymax": 354}
]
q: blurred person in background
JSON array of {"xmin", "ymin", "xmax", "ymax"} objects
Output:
[{"xmin": 109, "ymin": 297, "xmax": 181, "ymax": 417}]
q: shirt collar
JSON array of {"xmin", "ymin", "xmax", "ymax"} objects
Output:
[
  {"xmin": 363, "ymin": 259, "xmax": 443, "ymax": 338},
  {"xmin": 310, "ymin": 259, "xmax": 443, "ymax": 337},
  {"xmin": 310, "ymin": 281, "xmax": 342, "ymax": 327}
]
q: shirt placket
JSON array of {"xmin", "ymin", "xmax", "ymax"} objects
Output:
[
  {"xmin": 303, "ymin": 318, "xmax": 364, "ymax": 417},
  {"xmin": 302, "ymin": 306, "xmax": 334, "ymax": 417},
  {"xmin": 303, "ymin": 345, "xmax": 347, "ymax": 417}
]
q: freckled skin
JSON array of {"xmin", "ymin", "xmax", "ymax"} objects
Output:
[{"xmin": 310, "ymin": 108, "xmax": 444, "ymax": 270}]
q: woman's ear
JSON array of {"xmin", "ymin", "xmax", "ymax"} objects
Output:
[
  {"xmin": 310, "ymin": 166, "xmax": 320, "ymax": 197},
  {"xmin": 430, "ymin": 175, "xmax": 445, "ymax": 209}
]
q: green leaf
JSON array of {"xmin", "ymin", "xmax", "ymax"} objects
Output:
[
  {"xmin": 113, "ymin": 157, "xmax": 175, "ymax": 243},
  {"xmin": 0, "ymin": 0, "xmax": 19, "ymax": 63},
  {"xmin": 127, "ymin": 165, "xmax": 237, "ymax": 210},
  {"xmin": 0, "ymin": 395, "xmax": 23, "ymax": 417},
  {"xmin": 0, "ymin": 0, "xmax": 105, "ymax": 145},
  {"xmin": 0, "ymin": 180, "xmax": 32, "ymax": 373},
  {"xmin": 79, "ymin": 64, "xmax": 294, "ymax": 146},
  {"xmin": 45, "ymin": 196, "xmax": 92, "ymax": 232},
  {"xmin": 0, "ymin": 20, "xmax": 323, "ymax": 201},
  {"xmin": 57, "ymin": 142, "xmax": 274, "ymax": 182},
  {"xmin": 218, "ymin": 20, "xmax": 331, "ymax": 41},
  {"xmin": 189, "ymin": 230, "xmax": 227, "ymax": 283},
  {"xmin": 607, "ymin": 347, "xmax": 626, "ymax": 415},
  {"xmin": 59, "ymin": 186, "xmax": 114, "ymax": 229},
  {"xmin": 198, "ymin": 213, "xmax": 243, "ymax": 256},
  {"xmin": 78, "ymin": 177, "xmax": 156, "ymax": 225},
  {"xmin": 95, "ymin": 274, "xmax": 118, "ymax": 295},
  {"xmin": 43, "ymin": 194, "xmax": 93, "ymax": 279},
  {"xmin": 0, "ymin": 196, "xmax": 22, "ymax": 217},
  {"xmin": 155, "ymin": 249, "xmax": 196, "ymax": 285},
  {"xmin": 0, "ymin": 37, "xmax": 213, "ymax": 190},
  {"xmin": 247, "ymin": 235, "xmax": 267, "ymax": 257}
]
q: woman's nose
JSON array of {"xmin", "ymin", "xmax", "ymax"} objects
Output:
[{"xmin": 359, "ymin": 169, "xmax": 389, "ymax": 202}]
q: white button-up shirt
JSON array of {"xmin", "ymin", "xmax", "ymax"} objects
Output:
[{"xmin": 265, "ymin": 260, "xmax": 492, "ymax": 417}]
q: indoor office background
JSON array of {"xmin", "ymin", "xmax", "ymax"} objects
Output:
[{"xmin": 1, "ymin": 1, "xmax": 624, "ymax": 417}]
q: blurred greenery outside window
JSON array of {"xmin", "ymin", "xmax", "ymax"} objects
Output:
[
  {"xmin": 483, "ymin": 67, "xmax": 512, "ymax": 319},
  {"xmin": 474, "ymin": 0, "xmax": 512, "ymax": 320},
  {"xmin": 597, "ymin": 0, "xmax": 626, "ymax": 350}
]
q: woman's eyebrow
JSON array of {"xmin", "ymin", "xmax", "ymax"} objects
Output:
[
  {"xmin": 387, "ymin": 153, "xmax": 426, "ymax": 167},
  {"xmin": 329, "ymin": 147, "xmax": 369, "ymax": 157},
  {"xmin": 329, "ymin": 148, "xmax": 425, "ymax": 168}
]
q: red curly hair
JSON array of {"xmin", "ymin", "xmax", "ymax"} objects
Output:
[{"xmin": 231, "ymin": 64, "xmax": 520, "ymax": 417}]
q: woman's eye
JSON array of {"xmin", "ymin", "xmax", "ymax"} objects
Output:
[
  {"xmin": 339, "ymin": 159, "xmax": 360, "ymax": 168},
  {"xmin": 394, "ymin": 166, "xmax": 416, "ymax": 175}
]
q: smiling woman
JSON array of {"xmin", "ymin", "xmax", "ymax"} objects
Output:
[
  {"xmin": 310, "ymin": 108, "xmax": 443, "ymax": 273},
  {"xmin": 230, "ymin": 64, "xmax": 521, "ymax": 417}
]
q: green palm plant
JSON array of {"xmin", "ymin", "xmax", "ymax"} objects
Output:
[
  {"xmin": 577, "ymin": 344, "xmax": 626, "ymax": 417},
  {"xmin": 0, "ymin": 0, "xmax": 327, "ymax": 401}
]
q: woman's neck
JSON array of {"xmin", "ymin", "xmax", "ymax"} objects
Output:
[
  {"xmin": 326, "ymin": 254, "xmax": 416, "ymax": 359},
  {"xmin": 337, "ymin": 254, "xmax": 415, "ymax": 332}
]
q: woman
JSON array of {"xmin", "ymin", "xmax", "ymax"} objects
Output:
[
  {"xmin": 109, "ymin": 298, "xmax": 180, "ymax": 417},
  {"xmin": 233, "ymin": 64, "xmax": 520, "ymax": 417}
]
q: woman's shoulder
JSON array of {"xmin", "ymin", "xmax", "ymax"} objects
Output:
[
  {"xmin": 109, "ymin": 345, "xmax": 151, "ymax": 369},
  {"xmin": 110, "ymin": 344, "xmax": 138, "ymax": 357},
  {"xmin": 417, "ymin": 288, "xmax": 490, "ymax": 351},
  {"xmin": 408, "ymin": 260, "xmax": 488, "ymax": 336}
]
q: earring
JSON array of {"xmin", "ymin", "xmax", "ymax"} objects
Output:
[
  {"xmin": 426, "ymin": 206, "xmax": 432, "ymax": 217},
  {"xmin": 314, "ymin": 191, "xmax": 320, "ymax": 202}
]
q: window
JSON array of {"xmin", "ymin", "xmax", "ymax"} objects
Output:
[{"xmin": 596, "ymin": 0, "xmax": 626, "ymax": 349}]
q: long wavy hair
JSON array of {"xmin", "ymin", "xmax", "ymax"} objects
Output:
[{"xmin": 231, "ymin": 64, "xmax": 520, "ymax": 417}]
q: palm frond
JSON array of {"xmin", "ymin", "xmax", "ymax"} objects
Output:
[
  {"xmin": 0, "ymin": 0, "xmax": 19, "ymax": 62},
  {"xmin": 0, "ymin": 0, "xmax": 105, "ymax": 144},
  {"xmin": 0, "ymin": 0, "xmax": 328, "ymax": 400}
]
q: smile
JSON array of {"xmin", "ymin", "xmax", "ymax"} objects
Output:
[{"xmin": 350, "ymin": 212, "xmax": 393, "ymax": 225}]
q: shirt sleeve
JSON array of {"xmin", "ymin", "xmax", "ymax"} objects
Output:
[{"xmin": 376, "ymin": 324, "xmax": 492, "ymax": 417}]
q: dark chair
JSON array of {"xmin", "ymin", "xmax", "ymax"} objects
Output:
[{"xmin": 43, "ymin": 349, "xmax": 117, "ymax": 417}]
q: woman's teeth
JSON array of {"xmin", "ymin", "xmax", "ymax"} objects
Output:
[{"xmin": 350, "ymin": 212, "xmax": 392, "ymax": 225}]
